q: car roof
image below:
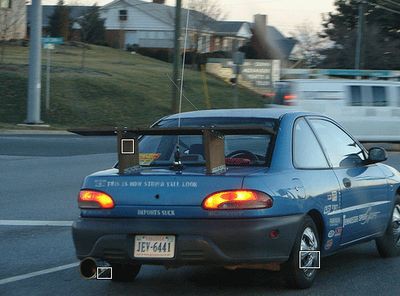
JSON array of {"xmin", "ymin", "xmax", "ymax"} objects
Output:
[{"xmin": 165, "ymin": 108, "xmax": 312, "ymax": 120}]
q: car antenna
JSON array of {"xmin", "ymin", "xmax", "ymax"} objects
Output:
[{"xmin": 171, "ymin": 4, "xmax": 190, "ymax": 171}]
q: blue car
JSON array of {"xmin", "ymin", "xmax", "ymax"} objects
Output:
[{"xmin": 72, "ymin": 109, "xmax": 400, "ymax": 289}]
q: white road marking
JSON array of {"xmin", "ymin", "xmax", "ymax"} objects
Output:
[
  {"xmin": 0, "ymin": 220, "xmax": 73, "ymax": 226},
  {"xmin": 0, "ymin": 262, "xmax": 79, "ymax": 285}
]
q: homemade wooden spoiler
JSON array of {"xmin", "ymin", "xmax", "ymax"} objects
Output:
[{"xmin": 69, "ymin": 126, "xmax": 275, "ymax": 175}]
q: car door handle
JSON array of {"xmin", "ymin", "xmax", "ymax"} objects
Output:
[{"xmin": 343, "ymin": 178, "xmax": 351, "ymax": 188}]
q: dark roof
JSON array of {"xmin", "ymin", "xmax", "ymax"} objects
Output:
[
  {"xmin": 210, "ymin": 21, "xmax": 247, "ymax": 35},
  {"xmin": 27, "ymin": 5, "xmax": 94, "ymax": 27},
  {"xmin": 267, "ymin": 26, "xmax": 297, "ymax": 59},
  {"xmin": 250, "ymin": 24, "xmax": 297, "ymax": 59}
]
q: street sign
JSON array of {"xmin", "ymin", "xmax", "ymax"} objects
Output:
[
  {"xmin": 43, "ymin": 43, "xmax": 55, "ymax": 50},
  {"xmin": 42, "ymin": 37, "xmax": 64, "ymax": 45}
]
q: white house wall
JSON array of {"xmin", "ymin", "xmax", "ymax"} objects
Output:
[
  {"xmin": 237, "ymin": 23, "xmax": 252, "ymax": 38},
  {"xmin": 101, "ymin": 4, "xmax": 173, "ymax": 31},
  {"xmin": 125, "ymin": 30, "xmax": 174, "ymax": 47}
]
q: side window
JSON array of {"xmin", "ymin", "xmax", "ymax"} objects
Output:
[
  {"xmin": 293, "ymin": 118, "xmax": 329, "ymax": 169},
  {"xmin": 372, "ymin": 86, "xmax": 387, "ymax": 106},
  {"xmin": 309, "ymin": 119, "xmax": 366, "ymax": 168},
  {"xmin": 350, "ymin": 85, "xmax": 362, "ymax": 106}
]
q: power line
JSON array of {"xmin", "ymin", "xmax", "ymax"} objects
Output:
[
  {"xmin": 368, "ymin": 0, "xmax": 400, "ymax": 14},
  {"xmin": 382, "ymin": 0, "xmax": 400, "ymax": 8}
]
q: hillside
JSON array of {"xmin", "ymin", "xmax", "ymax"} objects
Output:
[{"xmin": 0, "ymin": 44, "xmax": 265, "ymax": 128}]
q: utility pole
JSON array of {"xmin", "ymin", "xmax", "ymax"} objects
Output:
[
  {"xmin": 25, "ymin": 0, "xmax": 43, "ymax": 124},
  {"xmin": 172, "ymin": 0, "xmax": 182, "ymax": 113},
  {"xmin": 355, "ymin": 0, "xmax": 365, "ymax": 70}
]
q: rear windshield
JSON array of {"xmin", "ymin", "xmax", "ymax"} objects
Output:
[{"xmin": 138, "ymin": 117, "xmax": 277, "ymax": 167}]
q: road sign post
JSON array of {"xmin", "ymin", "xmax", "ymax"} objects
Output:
[
  {"xmin": 44, "ymin": 44, "xmax": 53, "ymax": 112},
  {"xmin": 42, "ymin": 38, "xmax": 62, "ymax": 112},
  {"xmin": 232, "ymin": 52, "xmax": 245, "ymax": 108}
]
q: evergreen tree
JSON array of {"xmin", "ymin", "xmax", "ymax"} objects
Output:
[
  {"xmin": 48, "ymin": 0, "xmax": 70, "ymax": 40},
  {"xmin": 320, "ymin": 0, "xmax": 400, "ymax": 69},
  {"xmin": 78, "ymin": 4, "xmax": 106, "ymax": 45}
]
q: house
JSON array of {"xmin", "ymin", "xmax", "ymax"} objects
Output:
[
  {"xmin": 0, "ymin": 0, "xmax": 26, "ymax": 40},
  {"xmin": 100, "ymin": 0, "xmax": 252, "ymax": 53},
  {"xmin": 209, "ymin": 21, "xmax": 252, "ymax": 52}
]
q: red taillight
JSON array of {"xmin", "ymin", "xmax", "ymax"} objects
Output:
[
  {"xmin": 284, "ymin": 94, "xmax": 296, "ymax": 100},
  {"xmin": 283, "ymin": 94, "xmax": 296, "ymax": 106},
  {"xmin": 202, "ymin": 190, "xmax": 273, "ymax": 210},
  {"xmin": 78, "ymin": 190, "xmax": 115, "ymax": 209}
]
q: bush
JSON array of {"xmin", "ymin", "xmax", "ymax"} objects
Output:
[
  {"xmin": 126, "ymin": 44, "xmax": 139, "ymax": 52},
  {"xmin": 135, "ymin": 48, "xmax": 172, "ymax": 62},
  {"xmin": 184, "ymin": 50, "xmax": 232, "ymax": 70}
]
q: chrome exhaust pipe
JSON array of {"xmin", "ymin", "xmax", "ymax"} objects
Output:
[{"xmin": 79, "ymin": 257, "xmax": 110, "ymax": 279}]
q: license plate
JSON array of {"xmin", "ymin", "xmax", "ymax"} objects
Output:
[{"xmin": 134, "ymin": 235, "xmax": 175, "ymax": 258}]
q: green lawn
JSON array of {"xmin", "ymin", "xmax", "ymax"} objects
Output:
[{"xmin": 0, "ymin": 44, "xmax": 265, "ymax": 129}]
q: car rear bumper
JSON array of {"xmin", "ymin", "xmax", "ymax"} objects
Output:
[{"xmin": 72, "ymin": 215, "xmax": 304, "ymax": 266}]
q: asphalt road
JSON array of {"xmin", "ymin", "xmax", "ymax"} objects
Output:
[{"xmin": 1, "ymin": 134, "xmax": 399, "ymax": 296}]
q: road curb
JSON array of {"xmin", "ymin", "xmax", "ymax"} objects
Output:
[{"xmin": 0, "ymin": 129, "xmax": 73, "ymax": 135}]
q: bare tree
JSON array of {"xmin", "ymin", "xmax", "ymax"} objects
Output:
[
  {"xmin": 290, "ymin": 23, "xmax": 328, "ymax": 68},
  {"xmin": 76, "ymin": 4, "xmax": 105, "ymax": 69},
  {"xmin": 183, "ymin": 0, "xmax": 226, "ymax": 55},
  {"xmin": 0, "ymin": 0, "xmax": 26, "ymax": 63}
]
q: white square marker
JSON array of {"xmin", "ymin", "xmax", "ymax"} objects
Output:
[
  {"xmin": 121, "ymin": 139, "xmax": 135, "ymax": 154},
  {"xmin": 299, "ymin": 251, "xmax": 320, "ymax": 269},
  {"xmin": 96, "ymin": 267, "xmax": 112, "ymax": 280}
]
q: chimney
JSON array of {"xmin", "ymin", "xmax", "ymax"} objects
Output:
[
  {"xmin": 254, "ymin": 14, "xmax": 267, "ymax": 49},
  {"xmin": 153, "ymin": 0, "xmax": 165, "ymax": 4}
]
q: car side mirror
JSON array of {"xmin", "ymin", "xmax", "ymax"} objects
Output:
[{"xmin": 367, "ymin": 147, "xmax": 387, "ymax": 164}]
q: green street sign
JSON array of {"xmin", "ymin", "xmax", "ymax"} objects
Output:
[{"xmin": 42, "ymin": 37, "xmax": 64, "ymax": 45}]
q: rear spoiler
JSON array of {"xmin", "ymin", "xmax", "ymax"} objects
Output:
[{"xmin": 69, "ymin": 126, "xmax": 275, "ymax": 175}]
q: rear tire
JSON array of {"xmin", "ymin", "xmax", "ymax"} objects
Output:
[
  {"xmin": 283, "ymin": 215, "xmax": 320, "ymax": 289},
  {"xmin": 111, "ymin": 263, "xmax": 141, "ymax": 282},
  {"xmin": 376, "ymin": 195, "xmax": 400, "ymax": 258}
]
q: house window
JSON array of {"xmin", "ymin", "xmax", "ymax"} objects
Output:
[
  {"xmin": 222, "ymin": 38, "xmax": 228, "ymax": 50},
  {"xmin": 0, "ymin": 0, "xmax": 11, "ymax": 9},
  {"xmin": 119, "ymin": 10, "xmax": 128, "ymax": 21},
  {"xmin": 215, "ymin": 38, "xmax": 221, "ymax": 50}
]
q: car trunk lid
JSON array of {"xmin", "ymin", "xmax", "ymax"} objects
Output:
[{"xmin": 83, "ymin": 166, "xmax": 266, "ymax": 207}]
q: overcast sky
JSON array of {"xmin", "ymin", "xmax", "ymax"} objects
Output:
[{"xmin": 48, "ymin": 0, "xmax": 337, "ymax": 35}]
